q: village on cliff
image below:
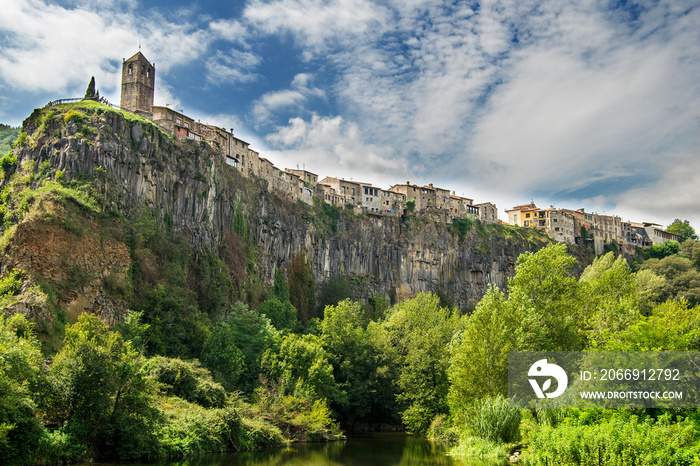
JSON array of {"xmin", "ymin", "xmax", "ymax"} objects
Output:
[{"xmin": 107, "ymin": 51, "xmax": 681, "ymax": 256}]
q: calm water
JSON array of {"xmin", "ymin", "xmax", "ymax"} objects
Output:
[{"xmin": 87, "ymin": 433, "xmax": 506, "ymax": 466}]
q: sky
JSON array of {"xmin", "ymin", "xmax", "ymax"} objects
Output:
[{"xmin": 1, "ymin": 0, "xmax": 698, "ymax": 228}]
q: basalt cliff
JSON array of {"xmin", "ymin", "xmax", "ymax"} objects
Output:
[{"xmin": 0, "ymin": 103, "xmax": 554, "ymax": 327}]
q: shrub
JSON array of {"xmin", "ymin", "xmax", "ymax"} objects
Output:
[
  {"xmin": 0, "ymin": 269, "xmax": 23, "ymax": 298},
  {"xmin": 0, "ymin": 152, "xmax": 17, "ymax": 179},
  {"xmin": 10, "ymin": 132, "xmax": 27, "ymax": 148},
  {"xmin": 142, "ymin": 356, "xmax": 227, "ymax": 408},
  {"xmin": 426, "ymin": 414, "xmax": 459, "ymax": 442},
  {"xmin": 63, "ymin": 110, "xmax": 85, "ymax": 125},
  {"xmin": 451, "ymin": 216, "xmax": 473, "ymax": 242}
]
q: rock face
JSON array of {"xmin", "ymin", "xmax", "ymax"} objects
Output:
[
  {"xmin": 10, "ymin": 106, "xmax": 550, "ymax": 311},
  {"xmin": 0, "ymin": 197, "xmax": 130, "ymax": 325}
]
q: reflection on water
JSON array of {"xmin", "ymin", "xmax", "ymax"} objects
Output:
[{"xmin": 87, "ymin": 433, "xmax": 506, "ymax": 466}]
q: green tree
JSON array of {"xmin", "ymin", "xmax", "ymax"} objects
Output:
[
  {"xmin": 48, "ymin": 314, "xmax": 155, "ymax": 459},
  {"xmin": 287, "ymin": 252, "xmax": 316, "ymax": 324},
  {"xmin": 641, "ymin": 255, "xmax": 700, "ymax": 305},
  {"xmin": 258, "ymin": 297, "xmax": 297, "ymax": 332},
  {"xmin": 201, "ymin": 302, "xmax": 279, "ymax": 392},
  {"xmin": 603, "ymin": 299, "xmax": 700, "ymax": 351},
  {"xmin": 384, "ymin": 293, "xmax": 462, "ymax": 433},
  {"xmin": 315, "ymin": 274, "xmax": 354, "ymax": 316},
  {"xmin": 320, "ymin": 299, "xmax": 398, "ymax": 426},
  {"xmin": 579, "ymin": 253, "xmax": 640, "ymax": 347},
  {"xmin": 667, "ymin": 219, "xmax": 698, "ymax": 242},
  {"xmin": 405, "ymin": 200, "xmax": 415, "ymax": 213},
  {"xmin": 0, "ymin": 314, "xmax": 46, "ymax": 464},
  {"xmin": 448, "ymin": 286, "xmax": 522, "ymax": 426},
  {"xmin": 508, "ymin": 243, "xmax": 582, "ymax": 351},
  {"xmin": 680, "ymin": 239, "xmax": 700, "ymax": 269},
  {"xmin": 273, "ymin": 267, "xmax": 289, "ymax": 302},
  {"xmin": 200, "ymin": 320, "xmax": 246, "ymax": 392},
  {"xmin": 83, "ymin": 76, "xmax": 96, "ymax": 99},
  {"xmin": 261, "ymin": 333, "xmax": 342, "ymax": 404}
]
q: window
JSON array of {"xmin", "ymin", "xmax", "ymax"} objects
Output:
[
  {"xmin": 525, "ymin": 213, "xmax": 531, "ymax": 218},
  {"xmin": 184, "ymin": 122, "xmax": 189, "ymax": 128},
  {"xmin": 127, "ymin": 66, "xmax": 133, "ymax": 75},
  {"xmin": 146, "ymin": 69, "xmax": 150, "ymax": 78},
  {"xmin": 168, "ymin": 114, "xmax": 173, "ymax": 121},
  {"xmin": 176, "ymin": 118, "xmax": 181, "ymax": 124}
]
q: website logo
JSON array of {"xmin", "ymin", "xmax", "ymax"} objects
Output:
[{"xmin": 528, "ymin": 358, "xmax": 568, "ymax": 398}]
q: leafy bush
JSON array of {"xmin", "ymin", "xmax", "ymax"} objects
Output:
[
  {"xmin": 451, "ymin": 216, "xmax": 473, "ymax": 242},
  {"xmin": 0, "ymin": 269, "xmax": 23, "ymax": 298},
  {"xmin": 142, "ymin": 356, "xmax": 227, "ymax": 408},
  {"xmin": 154, "ymin": 397, "xmax": 252, "ymax": 456},
  {"xmin": 426, "ymin": 414, "xmax": 458, "ymax": 442},
  {"xmin": 10, "ymin": 132, "xmax": 27, "ymax": 148},
  {"xmin": 63, "ymin": 109, "xmax": 86, "ymax": 125},
  {"xmin": 250, "ymin": 381, "xmax": 340, "ymax": 442},
  {"xmin": 0, "ymin": 152, "xmax": 17, "ymax": 179}
]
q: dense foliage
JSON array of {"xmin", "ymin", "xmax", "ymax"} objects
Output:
[{"xmin": 446, "ymin": 243, "xmax": 700, "ymax": 463}]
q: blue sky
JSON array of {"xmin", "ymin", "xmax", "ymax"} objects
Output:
[{"xmin": 1, "ymin": 0, "xmax": 698, "ymax": 228}]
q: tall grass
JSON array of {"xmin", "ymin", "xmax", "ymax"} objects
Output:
[
  {"xmin": 527, "ymin": 414, "xmax": 700, "ymax": 466},
  {"xmin": 469, "ymin": 395, "xmax": 522, "ymax": 444}
]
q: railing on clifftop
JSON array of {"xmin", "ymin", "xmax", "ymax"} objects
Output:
[{"xmin": 47, "ymin": 97, "xmax": 123, "ymax": 111}]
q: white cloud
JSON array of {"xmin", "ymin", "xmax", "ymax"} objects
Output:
[
  {"xmin": 0, "ymin": 0, "xmax": 212, "ymax": 97},
  {"xmin": 205, "ymin": 49, "xmax": 261, "ymax": 85},
  {"xmin": 242, "ymin": 0, "xmax": 392, "ymax": 54},
  {"xmin": 462, "ymin": 3, "xmax": 700, "ymax": 205},
  {"xmin": 209, "ymin": 18, "xmax": 249, "ymax": 44},
  {"xmin": 264, "ymin": 114, "xmax": 410, "ymax": 186},
  {"xmin": 615, "ymin": 152, "xmax": 700, "ymax": 228},
  {"xmin": 252, "ymin": 73, "xmax": 325, "ymax": 124}
]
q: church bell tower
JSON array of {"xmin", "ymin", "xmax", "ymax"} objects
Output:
[{"xmin": 120, "ymin": 51, "xmax": 155, "ymax": 115}]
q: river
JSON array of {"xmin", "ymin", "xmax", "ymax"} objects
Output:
[{"xmin": 84, "ymin": 433, "xmax": 508, "ymax": 466}]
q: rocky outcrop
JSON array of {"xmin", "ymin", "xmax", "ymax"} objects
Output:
[
  {"xmin": 0, "ymin": 197, "xmax": 130, "ymax": 324},
  {"xmin": 10, "ymin": 105, "xmax": 551, "ymax": 311}
]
